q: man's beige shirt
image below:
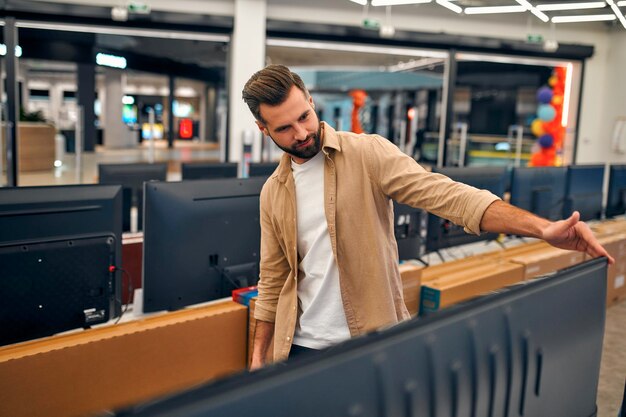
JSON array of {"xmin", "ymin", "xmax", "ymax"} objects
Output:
[{"xmin": 255, "ymin": 122, "xmax": 500, "ymax": 362}]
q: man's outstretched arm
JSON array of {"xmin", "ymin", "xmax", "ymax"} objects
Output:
[{"xmin": 480, "ymin": 200, "xmax": 614, "ymax": 264}]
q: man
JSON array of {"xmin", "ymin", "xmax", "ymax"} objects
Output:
[{"xmin": 242, "ymin": 64, "xmax": 612, "ymax": 369}]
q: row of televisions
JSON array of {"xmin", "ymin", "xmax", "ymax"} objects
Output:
[{"xmin": 1, "ymin": 162, "xmax": 625, "ymax": 347}]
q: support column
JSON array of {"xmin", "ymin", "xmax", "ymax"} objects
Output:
[
  {"xmin": 205, "ymin": 86, "xmax": 217, "ymax": 142},
  {"xmin": 168, "ymin": 75, "xmax": 175, "ymax": 148},
  {"xmin": 4, "ymin": 17, "xmax": 19, "ymax": 186},
  {"xmin": 440, "ymin": 49, "xmax": 457, "ymax": 168},
  {"xmin": 227, "ymin": 0, "xmax": 266, "ymax": 162},
  {"xmin": 78, "ymin": 63, "xmax": 96, "ymax": 152},
  {"xmin": 103, "ymin": 68, "xmax": 133, "ymax": 148}
]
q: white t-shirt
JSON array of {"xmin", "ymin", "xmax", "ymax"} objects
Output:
[{"xmin": 290, "ymin": 151, "xmax": 351, "ymax": 349}]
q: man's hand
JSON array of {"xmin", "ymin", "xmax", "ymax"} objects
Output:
[
  {"xmin": 481, "ymin": 201, "xmax": 614, "ymax": 264},
  {"xmin": 542, "ymin": 211, "xmax": 615, "ymax": 264}
]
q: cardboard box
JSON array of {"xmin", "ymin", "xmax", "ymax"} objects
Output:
[
  {"xmin": 481, "ymin": 240, "xmax": 550, "ymax": 261},
  {"xmin": 420, "ymin": 260, "xmax": 524, "ymax": 315},
  {"xmin": 421, "ymin": 255, "xmax": 495, "ymax": 284},
  {"xmin": 248, "ymin": 297, "xmax": 274, "ymax": 368},
  {"xmin": 399, "ymin": 263, "xmax": 424, "ymax": 316},
  {"xmin": 507, "ymin": 246, "xmax": 585, "ymax": 280},
  {"xmin": 0, "ymin": 301, "xmax": 248, "ymax": 417},
  {"xmin": 592, "ymin": 234, "xmax": 626, "ymax": 307},
  {"xmin": 591, "ymin": 219, "xmax": 626, "ymax": 237}
]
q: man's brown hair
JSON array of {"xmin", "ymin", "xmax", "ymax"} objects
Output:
[{"xmin": 242, "ymin": 64, "xmax": 308, "ymax": 124}]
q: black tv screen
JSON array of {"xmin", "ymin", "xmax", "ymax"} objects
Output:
[
  {"xmin": 181, "ymin": 162, "xmax": 238, "ymax": 180},
  {"xmin": 142, "ymin": 177, "xmax": 266, "ymax": 312},
  {"xmin": 563, "ymin": 165, "xmax": 604, "ymax": 221},
  {"xmin": 510, "ymin": 166, "xmax": 567, "ymax": 221},
  {"xmin": 249, "ymin": 162, "xmax": 279, "ymax": 178},
  {"xmin": 393, "ymin": 201, "xmax": 425, "ymax": 261},
  {"xmin": 426, "ymin": 166, "xmax": 508, "ymax": 252},
  {"xmin": 98, "ymin": 162, "xmax": 167, "ymax": 232},
  {"xmin": 606, "ymin": 164, "xmax": 626, "ymax": 218},
  {"xmin": 0, "ymin": 184, "xmax": 122, "ymax": 345}
]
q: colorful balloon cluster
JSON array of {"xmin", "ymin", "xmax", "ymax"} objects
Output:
[{"xmin": 529, "ymin": 67, "xmax": 567, "ymax": 167}]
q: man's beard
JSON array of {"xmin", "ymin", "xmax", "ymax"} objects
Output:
[{"xmin": 270, "ymin": 123, "xmax": 322, "ymax": 161}]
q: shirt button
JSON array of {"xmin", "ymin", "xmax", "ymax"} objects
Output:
[{"xmin": 287, "ymin": 336, "xmax": 291, "ymax": 341}]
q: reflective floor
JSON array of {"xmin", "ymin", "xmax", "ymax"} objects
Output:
[{"xmin": 14, "ymin": 139, "xmax": 221, "ymax": 187}]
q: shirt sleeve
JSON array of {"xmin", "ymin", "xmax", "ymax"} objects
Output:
[
  {"xmin": 367, "ymin": 135, "xmax": 501, "ymax": 235},
  {"xmin": 254, "ymin": 183, "xmax": 291, "ymax": 323}
]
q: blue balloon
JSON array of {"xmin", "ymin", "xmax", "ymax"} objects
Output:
[
  {"xmin": 538, "ymin": 104, "xmax": 556, "ymax": 122},
  {"xmin": 538, "ymin": 133, "xmax": 554, "ymax": 148},
  {"xmin": 537, "ymin": 86, "xmax": 553, "ymax": 104}
]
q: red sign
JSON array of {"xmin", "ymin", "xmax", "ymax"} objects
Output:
[{"xmin": 179, "ymin": 118, "xmax": 193, "ymax": 139}]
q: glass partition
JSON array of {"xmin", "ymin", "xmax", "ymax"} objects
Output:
[{"xmin": 266, "ymin": 39, "xmax": 450, "ymax": 167}]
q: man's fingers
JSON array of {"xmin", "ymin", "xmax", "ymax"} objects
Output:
[
  {"xmin": 564, "ymin": 211, "xmax": 580, "ymax": 228},
  {"xmin": 577, "ymin": 222, "xmax": 615, "ymax": 265}
]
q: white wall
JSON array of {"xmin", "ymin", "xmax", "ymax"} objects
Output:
[{"xmin": 599, "ymin": 30, "xmax": 626, "ymax": 163}]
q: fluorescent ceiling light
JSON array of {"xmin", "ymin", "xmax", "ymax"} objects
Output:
[
  {"xmin": 516, "ymin": 0, "xmax": 550, "ymax": 22},
  {"xmin": 618, "ymin": 0, "xmax": 626, "ymax": 6},
  {"xmin": 536, "ymin": 2, "xmax": 606, "ymax": 11},
  {"xmin": 608, "ymin": 1, "xmax": 626, "ymax": 28},
  {"xmin": 465, "ymin": 5, "xmax": 526, "ymax": 14},
  {"xmin": 267, "ymin": 38, "xmax": 449, "ymax": 59},
  {"xmin": 371, "ymin": 0, "xmax": 432, "ymax": 5},
  {"xmin": 14, "ymin": 21, "xmax": 229, "ymax": 42},
  {"xmin": 96, "ymin": 52, "xmax": 127, "ymax": 69},
  {"xmin": 349, "ymin": 0, "xmax": 367, "ymax": 5},
  {"xmin": 436, "ymin": 0, "xmax": 462, "ymax": 13},
  {"xmin": 552, "ymin": 13, "xmax": 616, "ymax": 21}
]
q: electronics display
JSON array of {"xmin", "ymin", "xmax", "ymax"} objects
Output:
[
  {"xmin": 248, "ymin": 162, "xmax": 279, "ymax": 178},
  {"xmin": 142, "ymin": 177, "xmax": 266, "ymax": 312},
  {"xmin": 120, "ymin": 258, "xmax": 607, "ymax": 417},
  {"xmin": 393, "ymin": 201, "xmax": 426, "ymax": 261},
  {"xmin": 98, "ymin": 162, "xmax": 167, "ymax": 232},
  {"xmin": 510, "ymin": 166, "xmax": 567, "ymax": 221},
  {"xmin": 0, "ymin": 184, "xmax": 122, "ymax": 345},
  {"xmin": 563, "ymin": 165, "xmax": 604, "ymax": 221},
  {"xmin": 606, "ymin": 164, "xmax": 626, "ymax": 218},
  {"xmin": 141, "ymin": 123, "xmax": 164, "ymax": 140},
  {"xmin": 181, "ymin": 162, "xmax": 238, "ymax": 180},
  {"xmin": 426, "ymin": 166, "xmax": 508, "ymax": 252}
]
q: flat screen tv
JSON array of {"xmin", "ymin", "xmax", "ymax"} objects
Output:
[
  {"xmin": 142, "ymin": 177, "xmax": 266, "ymax": 312},
  {"xmin": 0, "ymin": 184, "xmax": 122, "ymax": 345}
]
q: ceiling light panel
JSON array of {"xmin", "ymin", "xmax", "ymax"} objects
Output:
[
  {"xmin": 536, "ymin": 2, "xmax": 606, "ymax": 11},
  {"xmin": 608, "ymin": 0, "xmax": 626, "ymax": 28},
  {"xmin": 371, "ymin": 0, "xmax": 432, "ymax": 5},
  {"xmin": 464, "ymin": 5, "xmax": 527, "ymax": 14},
  {"xmin": 436, "ymin": 0, "xmax": 462, "ymax": 13},
  {"xmin": 551, "ymin": 13, "xmax": 616, "ymax": 21}
]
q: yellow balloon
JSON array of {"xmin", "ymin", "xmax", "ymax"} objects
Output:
[
  {"xmin": 552, "ymin": 95, "xmax": 563, "ymax": 106},
  {"xmin": 531, "ymin": 119, "xmax": 545, "ymax": 137},
  {"xmin": 548, "ymin": 76, "xmax": 558, "ymax": 87}
]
